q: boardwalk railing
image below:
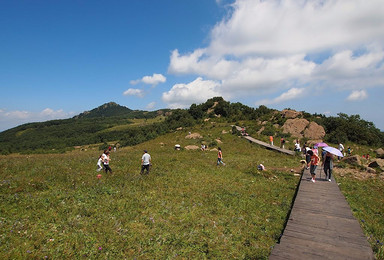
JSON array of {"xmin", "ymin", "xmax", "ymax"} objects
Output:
[
  {"xmin": 269, "ymin": 167, "xmax": 374, "ymax": 259},
  {"xmin": 234, "ymin": 126, "xmax": 295, "ymax": 156}
]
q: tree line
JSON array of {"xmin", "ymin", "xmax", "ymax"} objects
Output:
[{"xmin": 0, "ymin": 97, "xmax": 382, "ymax": 155}]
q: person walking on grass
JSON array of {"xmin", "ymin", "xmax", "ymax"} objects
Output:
[
  {"xmin": 308, "ymin": 150, "xmax": 319, "ymax": 183},
  {"xmin": 103, "ymin": 151, "xmax": 113, "ymax": 174},
  {"xmin": 217, "ymin": 147, "xmax": 226, "ymax": 166},
  {"xmin": 322, "ymin": 151, "xmax": 334, "ymax": 182},
  {"xmin": 96, "ymin": 155, "xmax": 103, "ymax": 172},
  {"xmin": 141, "ymin": 150, "xmax": 151, "ymax": 175}
]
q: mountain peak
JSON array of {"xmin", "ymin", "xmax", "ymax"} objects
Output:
[{"xmin": 74, "ymin": 102, "xmax": 132, "ymax": 119}]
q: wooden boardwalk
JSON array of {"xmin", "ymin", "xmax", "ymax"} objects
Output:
[
  {"xmin": 269, "ymin": 167, "xmax": 374, "ymax": 260},
  {"xmin": 234, "ymin": 126, "xmax": 295, "ymax": 156}
]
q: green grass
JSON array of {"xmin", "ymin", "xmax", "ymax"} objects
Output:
[
  {"xmin": 0, "ymin": 124, "xmax": 300, "ymax": 259},
  {"xmin": 335, "ymin": 171, "xmax": 384, "ymax": 260}
]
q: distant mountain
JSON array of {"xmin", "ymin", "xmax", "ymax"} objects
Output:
[
  {"xmin": 0, "ymin": 97, "xmax": 382, "ymax": 155},
  {"xmin": 74, "ymin": 102, "xmax": 132, "ymax": 119}
]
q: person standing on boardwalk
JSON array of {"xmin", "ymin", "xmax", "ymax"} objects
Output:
[
  {"xmin": 103, "ymin": 151, "xmax": 113, "ymax": 174},
  {"xmin": 141, "ymin": 150, "xmax": 151, "ymax": 174},
  {"xmin": 308, "ymin": 150, "xmax": 319, "ymax": 182},
  {"xmin": 217, "ymin": 147, "xmax": 226, "ymax": 166},
  {"xmin": 322, "ymin": 151, "xmax": 334, "ymax": 182},
  {"xmin": 269, "ymin": 136, "xmax": 274, "ymax": 146}
]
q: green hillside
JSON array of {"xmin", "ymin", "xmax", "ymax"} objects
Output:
[
  {"xmin": 1, "ymin": 122, "xmax": 383, "ymax": 259},
  {"xmin": 0, "ymin": 97, "xmax": 383, "ymax": 155}
]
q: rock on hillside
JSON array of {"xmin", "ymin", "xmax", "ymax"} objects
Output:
[
  {"xmin": 281, "ymin": 109, "xmax": 302, "ymax": 119},
  {"xmin": 185, "ymin": 133, "xmax": 203, "ymax": 139},
  {"xmin": 303, "ymin": 122, "xmax": 326, "ymax": 140},
  {"xmin": 282, "ymin": 118, "xmax": 309, "ymax": 138},
  {"xmin": 282, "ymin": 118, "xmax": 325, "ymax": 140}
]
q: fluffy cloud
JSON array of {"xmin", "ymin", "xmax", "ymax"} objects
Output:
[
  {"xmin": 166, "ymin": 0, "xmax": 384, "ymax": 106},
  {"xmin": 209, "ymin": 0, "xmax": 384, "ymax": 56},
  {"xmin": 162, "ymin": 77, "xmax": 222, "ymax": 108},
  {"xmin": 130, "ymin": 73, "xmax": 166, "ymax": 86},
  {"xmin": 346, "ymin": 90, "xmax": 368, "ymax": 101},
  {"xmin": 256, "ymin": 88, "xmax": 306, "ymax": 105},
  {"xmin": 123, "ymin": 88, "xmax": 144, "ymax": 97},
  {"xmin": 0, "ymin": 108, "xmax": 74, "ymax": 131}
]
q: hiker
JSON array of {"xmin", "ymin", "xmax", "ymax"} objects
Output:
[
  {"xmin": 96, "ymin": 155, "xmax": 103, "ymax": 172},
  {"xmin": 309, "ymin": 150, "xmax": 320, "ymax": 183},
  {"xmin": 217, "ymin": 147, "xmax": 226, "ymax": 166},
  {"xmin": 322, "ymin": 151, "xmax": 334, "ymax": 182},
  {"xmin": 305, "ymin": 150, "xmax": 311, "ymax": 170},
  {"xmin": 294, "ymin": 140, "xmax": 301, "ymax": 152},
  {"xmin": 269, "ymin": 136, "xmax": 274, "ymax": 146},
  {"xmin": 141, "ymin": 150, "xmax": 151, "ymax": 174},
  {"xmin": 280, "ymin": 137, "xmax": 285, "ymax": 149},
  {"xmin": 103, "ymin": 151, "xmax": 113, "ymax": 174}
]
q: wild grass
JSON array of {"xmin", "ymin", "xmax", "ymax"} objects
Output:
[
  {"xmin": 335, "ymin": 171, "xmax": 384, "ymax": 259},
  {"xmin": 0, "ymin": 124, "xmax": 300, "ymax": 259}
]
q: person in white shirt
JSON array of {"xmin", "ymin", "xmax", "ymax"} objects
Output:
[
  {"xmin": 141, "ymin": 150, "xmax": 151, "ymax": 175},
  {"xmin": 96, "ymin": 155, "xmax": 103, "ymax": 172}
]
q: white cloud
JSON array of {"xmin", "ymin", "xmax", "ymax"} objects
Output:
[
  {"xmin": 123, "ymin": 88, "xmax": 144, "ymax": 97},
  {"xmin": 346, "ymin": 90, "xmax": 368, "ymax": 101},
  {"xmin": 256, "ymin": 88, "xmax": 306, "ymax": 105},
  {"xmin": 209, "ymin": 0, "xmax": 384, "ymax": 57},
  {"xmin": 146, "ymin": 102, "xmax": 156, "ymax": 110},
  {"xmin": 166, "ymin": 0, "xmax": 384, "ymax": 105},
  {"xmin": 162, "ymin": 77, "xmax": 223, "ymax": 108},
  {"xmin": 0, "ymin": 108, "xmax": 75, "ymax": 132},
  {"xmin": 130, "ymin": 73, "xmax": 166, "ymax": 86}
]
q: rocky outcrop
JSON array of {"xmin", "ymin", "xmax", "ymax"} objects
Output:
[
  {"xmin": 282, "ymin": 118, "xmax": 325, "ymax": 140},
  {"xmin": 303, "ymin": 122, "xmax": 326, "ymax": 140},
  {"xmin": 281, "ymin": 109, "xmax": 302, "ymax": 119},
  {"xmin": 282, "ymin": 118, "xmax": 309, "ymax": 138}
]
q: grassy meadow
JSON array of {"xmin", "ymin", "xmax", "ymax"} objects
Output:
[
  {"xmin": 335, "ymin": 170, "xmax": 384, "ymax": 259},
  {"xmin": 0, "ymin": 123, "xmax": 302, "ymax": 259}
]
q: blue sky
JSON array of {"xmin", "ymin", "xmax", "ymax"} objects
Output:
[{"xmin": 1, "ymin": 0, "xmax": 384, "ymax": 132}]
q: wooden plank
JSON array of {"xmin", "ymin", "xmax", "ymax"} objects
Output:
[
  {"xmin": 233, "ymin": 126, "xmax": 295, "ymax": 155},
  {"xmin": 269, "ymin": 165, "xmax": 374, "ymax": 259}
]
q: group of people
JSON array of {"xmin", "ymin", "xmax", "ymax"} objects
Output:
[
  {"xmin": 305, "ymin": 147, "xmax": 334, "ymax": 183},
  {"xmin": 96, "ymin": 149, "xmax": 152, "ymax": 175}
]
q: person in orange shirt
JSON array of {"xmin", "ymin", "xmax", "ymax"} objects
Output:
[
  {"xmin": 269, "ymin": 136, "xmax": 274, "ymax": 146},
  {"xmin": 217, "ymin": 147, "xmax": 226, "ymax": 166},
  {"xmin": 308, "ymin": 150, "xmax": 319, "ymax": 183}
]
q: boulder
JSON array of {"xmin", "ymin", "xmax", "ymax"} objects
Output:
[
  {"xmin": 282, "ymin": 118, "xmax": 309, "ymax": 138},
  {"xmin": 375, "ymin": 148, "xmax": 384, "ymax": 157},
  {"xmin": 184, "ymin": 145, "xmax": 200, "ymax": 150},
  {"xmin": 281, "ymin": 109, "xmax": 302, "ymax": 119},
  {"xmin": 368, "ymin": 159, "xmax": 384, "ymax": 169},
  {"xmin": 341, "ymin": 155, "xmax": 361, "ymax": 165},
  {"xmin": 185, "ymin": 133, "xmax": 203, "ymax": 139},
  {"xmin": 303, "ymin": 122, "xmax": 326, "ymax": 140}
]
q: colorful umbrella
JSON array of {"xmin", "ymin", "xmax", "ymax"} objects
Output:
[
  {"xmin": 323, "ymin": 146, "xmax": 343, "ymax": 157},
  {"xmin": 314, "ymin": 142, "xmax": 328, "ymax": 148}
]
